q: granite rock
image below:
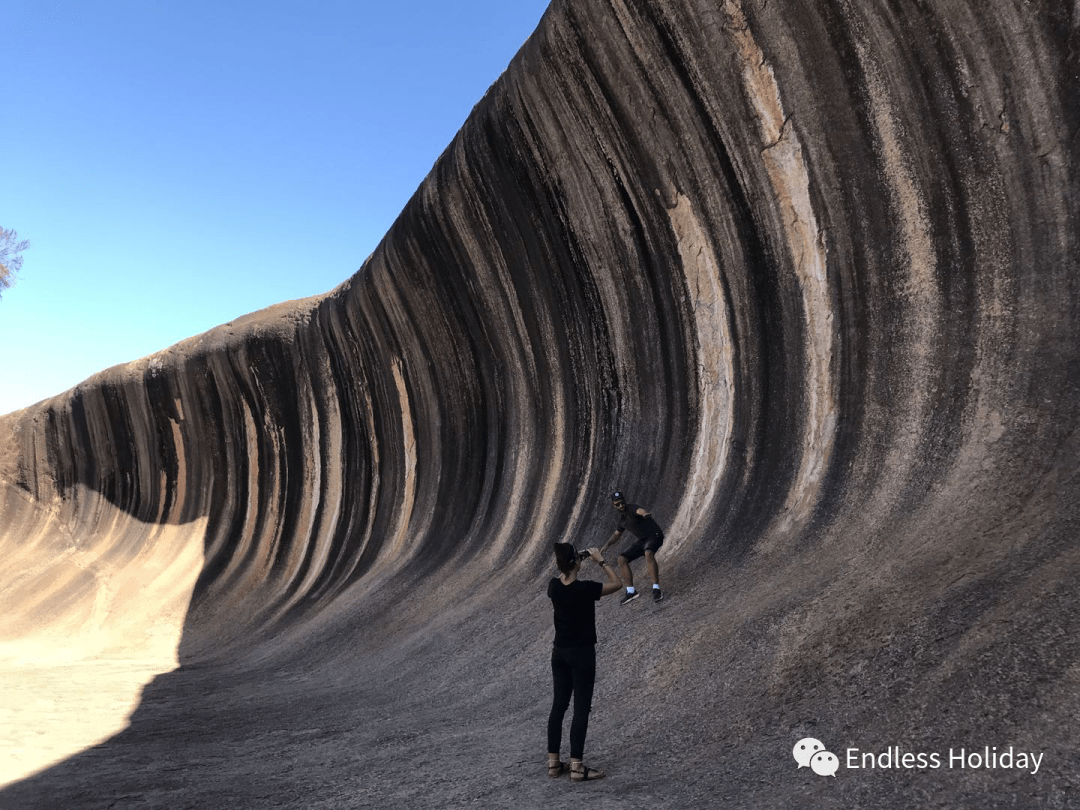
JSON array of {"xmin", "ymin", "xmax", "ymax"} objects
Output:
[{"xmin": 1, "ymin": 1, "xmax": 1077, "ymax": 806}]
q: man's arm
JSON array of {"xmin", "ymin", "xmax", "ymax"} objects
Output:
[{"xmin": 600, "ymin": 528, "xmax": 623, "ymax": 553}]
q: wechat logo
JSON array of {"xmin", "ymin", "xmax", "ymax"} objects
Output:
[{"xmin": 793, "ymin": 738, "xmax": 839, "ymax": 777}]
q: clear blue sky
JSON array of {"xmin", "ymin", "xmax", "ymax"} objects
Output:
[{"xmin": 0, "ymin": 0, "xmax": 551, "ymax": 415}]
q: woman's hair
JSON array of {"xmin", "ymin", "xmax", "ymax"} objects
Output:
[{"xmin": 554, "ymin": 542, "xmax": 579, "ymax": 576}]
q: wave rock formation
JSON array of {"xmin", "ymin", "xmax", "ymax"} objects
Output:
[{"xmin": 2, "ymin": 0, "xmax": 1077, "ymax": 806}]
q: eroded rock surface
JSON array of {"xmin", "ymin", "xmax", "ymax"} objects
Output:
[{"xmin": 2, "ymin": 1, "xmax": 1077, "ymax": 806}]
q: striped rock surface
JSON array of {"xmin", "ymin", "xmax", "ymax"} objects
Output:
[{"xmin": 2, "ymin": 1, "xmax": 1077, "ymax": 806}]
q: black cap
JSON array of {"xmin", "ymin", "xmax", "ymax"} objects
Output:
[{"xmin": 611, "ymin": 491, "xmax": 623, "ymax": 502}]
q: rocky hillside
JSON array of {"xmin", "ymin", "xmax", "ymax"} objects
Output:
[{"xmin": 2, "ymin": 1, "xmax": 1077, "ymax": 806}]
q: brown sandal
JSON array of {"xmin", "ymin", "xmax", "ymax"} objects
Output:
[
  {"xmin": 570, "ymin": 759, "xmax": 606, "ymax": 781},
  {"xmin": 548, "ymin": 758, "xmax": 569, "ymax": 778}
]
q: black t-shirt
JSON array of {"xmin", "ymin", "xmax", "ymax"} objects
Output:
[
  {"xmin": 617, "ymin": 503, "xmax": 663, "ymax": 538},
  {"xmin": 548, "ymin": 578, "xmax": 603, "ymax": 648}
]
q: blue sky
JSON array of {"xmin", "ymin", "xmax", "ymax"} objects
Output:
[{"xmin": 0, "ymin": 0, "xmax": 551, "ymax": 415}]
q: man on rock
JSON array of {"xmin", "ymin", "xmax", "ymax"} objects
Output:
[{"xmin": 600, "ymin": 491, "xmax": 664, "ymax": 605}]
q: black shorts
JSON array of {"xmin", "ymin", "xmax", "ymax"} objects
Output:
[{"xmin": 619, "ymin": 532, "xmax": 664, "ymax": 563}]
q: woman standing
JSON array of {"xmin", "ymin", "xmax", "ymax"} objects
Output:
[{"xmin": 546, "ymin": 543, "xmax": 623, "ymax": 782}]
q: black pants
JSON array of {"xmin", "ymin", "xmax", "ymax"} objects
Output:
[
  {"xmin": 620, "ymin": 531, "xmax": 664, "ymax": 562},
  {"xmin": 547, "ymin": 645, "xmax": 596, "ymax": 759}
]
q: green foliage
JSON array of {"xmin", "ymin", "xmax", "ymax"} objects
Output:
[{"xmin": 0, "ymin": 227, "xmax": 30, "ymax": 298}]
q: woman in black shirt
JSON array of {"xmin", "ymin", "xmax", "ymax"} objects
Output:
[{"xmin": 546, "ymin": 542, "xmax": 623, "ymax": 781}]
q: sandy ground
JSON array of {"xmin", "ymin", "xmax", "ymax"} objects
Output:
[
  {"xmin": 1, "ymin": 593, "xmax": 714, "ymax": 810},
  {"xmin": 3, "ymin": 555, "xmax": 1074, "ymax": 810}
]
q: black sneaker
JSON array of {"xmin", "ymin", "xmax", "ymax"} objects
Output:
[
  {"xmin": 619, "ymin": 590, "xmax": 640, "ymax": 606},
  {"xmin": 652, "ymin": 588, "xmax": 663, "ymax": 602}
]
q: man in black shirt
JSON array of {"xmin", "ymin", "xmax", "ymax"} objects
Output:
[{"xmin": 600, "ymin": 491, "xmax": 665, "ymax": 604}]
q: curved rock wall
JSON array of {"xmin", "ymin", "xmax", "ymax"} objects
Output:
[{"xmin": 2, "ymin": 0, "xmax": 1077, "ymax": 805}]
